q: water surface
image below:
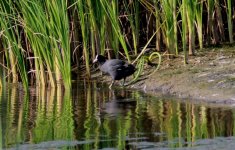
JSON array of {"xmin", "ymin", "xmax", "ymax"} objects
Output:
[{"xmin": 0, "ymin": 81, "xmax": 235, "ymax": 150}]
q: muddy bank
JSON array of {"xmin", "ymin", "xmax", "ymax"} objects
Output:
[
  {"xmin": 130, "ymin": 47, "xmax": 235, "ymax": 106},
  {"xmin": 92, "ymin": 47, "xmax": 235, "ymax": 106}
]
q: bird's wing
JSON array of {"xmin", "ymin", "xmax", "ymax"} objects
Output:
[{"xmin": 107, "ymin": 59, "xmax": 125, "ymax": 70}]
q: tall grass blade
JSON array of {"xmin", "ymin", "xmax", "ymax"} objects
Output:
[
  {"xmin": 45, "ymin": 0, "xmax": 71, "ymax": 87},
  {"xmin": 161, "ymin": 0, "xmax": 176, "ymax": 57},
  {"xmin": 0, "ymin": 40, "xmax": 4, "ymax": 88},
  {"xmin": 195, "ymin": 0, "xmax": 203, "ymax": 49},
  {"xmin": 227, "ymin": 0, "xmax": 233, "ymax": 43},
  {"xmin": 100, "ymin": 0, "xmax": 130, "ymax": 61},
  {"xmin": 180, "ymin": 0, "xmax": 188, "ymax": 64},
  {"xmin": 186, "ymin": 0, "xmax": 196, "ymax": 55},
  {"xmin": 124, "ymin": 0, "xmax": 140, "ymax": 55},
  {"xmin": 153, "ymin": 0, "xmax": 162, "ymax": 51},
  {"xmin": 0, "ymin": 0, "xmax": 28, "ymax": 89},
  {"xmin": 76, "ymin": 0, "xmax": 91, "ymax": 78},
  {"xmin": 206, "ymin": 0, "xmax": 214, "ymax": 45},
  {"xmin": 19, "ymin": 0, "xmax": 53, "ymax": 87},
  {"xmin": 173, "ymin": 0, "xmax": 178, "ymax": 56},
  {"xmin": 214, "ymin": 0, "xmax": 225, "ymax": 42}
]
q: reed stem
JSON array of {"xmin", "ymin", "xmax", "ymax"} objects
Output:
[{"xmin": 227, "ymin": 0, "xmax": 233, "ymax": 43}]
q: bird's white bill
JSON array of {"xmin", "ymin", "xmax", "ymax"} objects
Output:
[{"xmin": 93, "ymin": 55, "xmax": 98, "ymax": 63}]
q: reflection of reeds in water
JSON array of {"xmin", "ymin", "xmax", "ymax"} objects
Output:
[
  {"xmin": 7, "ymin": 87, "xmax": 18, "ymax": 144},
  {"xmin": 46, "ymin": 87, "xmax": 73, "ymax": 140},
  {"xmin": 0, "ymin": 86, "xmax": 74, "ymax": 147},
  {"xmin": 30, "ymin": 86, "xmax": 73, "ymax": 142},
  {"xmin": 146, "ymin": 99, "xmax": 235, "ymax": 147},
  {"xmin": 2, "ymin": 83, "xmax": 235, "ymax": 149},
  {"xmin": 84, "ymin": 82, "xmax": 93, "ymax": 150},
  {"xmin": 199, "ymin": 106, "xmax": 208, "ymax": 138}
]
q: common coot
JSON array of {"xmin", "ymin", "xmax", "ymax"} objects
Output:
[{"xmin": 93, "ymin": 55, "xmax": 136, "ymax": 88}]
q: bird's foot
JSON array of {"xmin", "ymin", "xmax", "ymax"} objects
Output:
[
  {"xmin": 109, "ymin": 80, "xmax": 114, "ymax": 89},
  {"xmin": 119, "ymin": 82, "xmax": 126, "ymax": 86}
]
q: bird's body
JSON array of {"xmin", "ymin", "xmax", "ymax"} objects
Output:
[{"xmin": 93, "ymin": 55, "xmax": 136, "ymax": 88}]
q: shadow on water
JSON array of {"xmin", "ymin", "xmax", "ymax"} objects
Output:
[{"xmin": 0, "ymin": 81, "xmax": 235, "ymax": 149}]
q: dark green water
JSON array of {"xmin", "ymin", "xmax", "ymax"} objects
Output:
[{"xmin": 1, "ymin": 81, "xmax": 235, "ymax": 150}]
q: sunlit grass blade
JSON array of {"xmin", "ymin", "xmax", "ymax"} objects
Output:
[
  {"xmin": 76, "ymin": 0, "xmax": 91, "ymax": 78},
  {"xmin": 206, "ymin": 0, "xmax": 214, "ymax": 45},
  {"xmin": 195, "ymin": 0, "xmax": 203, "ymax": 49},
  {"xmin": 0, "ymin": 0, "xmax": 28, "ymax": 89},
  {"xmin": 180, "ymin": 0, "xmax": 188, "ymax": 64},
  {"xmin": 124, "ymin": 0, "xmax": 140, "ymax": 55},
  {"xmin": 153, "ymin": 0, "xmax": 162, "ymax": 51},
  {"xmin": 186, "ymin": 0, "xmax": 196, "ymax": 55},
  {"xmin": 100, "ymin": 0, "xmax": 130, "ymax": 61},
  {"xmin": 173, "ymin": 0, "xmax": 178, "ymax": 56},
  {"xmin": 226, "ymin": 0, "xmax": 233, "ymax": 43},
  {"xmin": 133, "ymin": 30, "xmax": 158, "ymax": 64},
  {"xmin": 19, "ymin": 0, "xmax": 71, "ymax": 88},
  {"xmin": 161, "ymin": 0, "xmax": 176, "ymax": 58},
  {"xmin": 18, "ymin": 0, "xmax": 53, "ymax": 87},
  {"xmin": 214, "ymin": 0, "xmax": 225, "ymax": 42},
  {"xmin": 45, "ymin": 0, "xmax": 71, "ymax": 88},
  {"xmin": 87, "ymin": 0, "xmax": 103, "ymax": 59},
  {"xmin": 147, "ymin": 52, "xmax": 161, "ymax": 75},
  {"xmin": 100, "ymin": 13, "xmax": 107, "ymax": 55},
  {"xmin": 0, "ymin": 41, "xmax": 4, "ymax": 88}
]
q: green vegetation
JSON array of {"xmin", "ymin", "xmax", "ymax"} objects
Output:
[{"xmin": 0, "ymin": 0, "xmax": 234, "ymax": 89}]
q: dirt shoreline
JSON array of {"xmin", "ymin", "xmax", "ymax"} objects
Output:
[
  {"xmin": 93, "ymin": 47, "xmax": 235, "ymax": 107},
  {"xmin": 130, "ymin": 47, "xmax": 235, "ymax": 106}
]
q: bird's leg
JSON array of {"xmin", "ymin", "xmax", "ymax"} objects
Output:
[
  {"xmin": 109, "ymin": 80, "xmax": 115, "ymax": 89},
  {"xmin": 122, "ymin": 78, "xmax": 126, "ymax": 86}
]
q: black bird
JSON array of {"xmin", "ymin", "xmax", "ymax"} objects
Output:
[{"xmin": 93, "ymin": 55, "xmax": 136, "ymax": 88}]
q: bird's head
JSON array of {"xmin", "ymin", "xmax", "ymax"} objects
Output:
[{"xmin": 93, "ymin": 55, "xmax": 107, "ymax": 64}]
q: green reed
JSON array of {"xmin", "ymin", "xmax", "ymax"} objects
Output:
[
  {"xmin": 161, "ymin": 0, "xmax": 176, "ymax": 57},
  {"xmin": 77, "ymin": 0, "xmax": 91, "ymax": 78},
  {"xmin": 100, "ymin": 0, "xmax": 130, "ymax": 61},
  {"xmin": 173, "ymin": 0, "xmax": 178, "ymax": 56},
  {"xmin": 0, "ymin": 0, "xmax": 234, "ymax": 88},
  {"xmin": 19, "ymin": 0, "xmax": 53, "ymax": 87},
  {"xmin": 186, "ymin": 0, "xmax": 196, "ymax": 55},
  {"xmin": 124, "ymin": 0, "xmax": 140, "ymax": 55},
  {"xmin": 20, "ymin": 0, "xmax": 71, "ymax": 88},
  {"xmin": 99, "ymin": 11, "xmax": 107, "ymax": 56},
  {"xmin": 0, "ymin": 0, "xmax": 28, "ymax": 89},
  {"xmin": 195, "ymin": 0, "xmax": 203, "ymax": 49},
  {"xmin": 87, "ymin": 0, "xmax": 97, "ymax": 60},
  {"xmin": 0, "ymin": 39, "xmax": 3, "ymax": 88},
  {"xmin": 0, "ymin": 68, "xmax": 2, "ymax": 89},
  {"xmin": 153, "ymin": 0, "xmax": 162, "ymax": 51},
  {"xmin": 45, "ymin": 0, "xmax": 71, "ymax": 88},
  {"xmin": 180, "ymin": 0, "xmax": 188, "ymax": 64},
  {"xmin": 206, "ymin": 0, "xmax": 214, "ymax": 45},
  {"xmin": 227, "ymin": 0, "xmax": 233, "ymax": 43}
]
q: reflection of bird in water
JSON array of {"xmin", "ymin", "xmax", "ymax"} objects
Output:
[{"xmin": 101, "ymin": 89, "xmax": 136, "ymax": 117}]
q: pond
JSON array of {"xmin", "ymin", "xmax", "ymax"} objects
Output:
[{"xmin": 1, "ymin": 81, "xmax": 235, "ymax": 150}]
